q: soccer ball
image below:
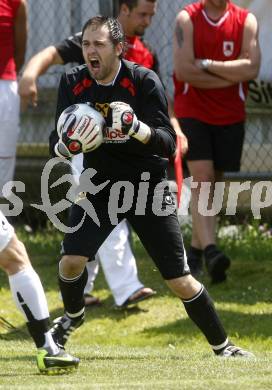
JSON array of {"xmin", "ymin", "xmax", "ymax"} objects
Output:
[{"xmin": 57, "ymin": 103, "xmax": 106, "ymax": 155}]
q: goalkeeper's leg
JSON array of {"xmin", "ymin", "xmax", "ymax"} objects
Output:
[
  {"xmin": 51, "ymin": 259, "xmax": 88, "ymax": 347},
  {"xmin": 51, "ymin": 198, "xmax": 116, "ymax": 346},
  {"xmin": 129, "ymin": 201, "xmax": 253, "ymax": 358}
]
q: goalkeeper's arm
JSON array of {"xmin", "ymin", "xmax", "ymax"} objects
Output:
[
  {"xmin": 110, "ymin": 69, "xmax": 176, "ymax": 157},
  {"xmin": 109, "ymin": 98, "xmax": 176, "ymax": 158}
]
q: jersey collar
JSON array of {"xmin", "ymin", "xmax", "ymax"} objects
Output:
[
  {"xmin": 95, "ymin": 61, "xmax": 122, "ymax": 86},
  {"xmin": 201, "ymin": 1, "xmax": 230, "ymax": 27}
]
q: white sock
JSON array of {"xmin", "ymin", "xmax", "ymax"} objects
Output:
[
  {"xmin": 8, "ymin": 267, "xmax": 50, "ymax": 322},
  {"xmin": 9, "ymin": 267, "xmax": 61, "ymax": 353},
  {"xmin": 42, "ymin": 331, "xmax": 59, "ymax": 355}
]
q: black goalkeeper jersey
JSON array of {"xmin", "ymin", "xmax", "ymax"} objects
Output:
[
  {"xmin": 56, "ymin": 32, "xmax": 84, "ymax": 65},
  {"xmin": 50, "ymin": 60, "xmax": 176, "ymax": 183}
]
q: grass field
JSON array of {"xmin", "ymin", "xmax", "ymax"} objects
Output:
[{"xmin": 0, "ymin": 224, "xmax": 271, "ymax": 389}]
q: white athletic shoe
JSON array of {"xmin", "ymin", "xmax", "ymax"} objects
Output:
[{"xmin": 219, "ymin": 345, "xmax": 255, "ymax": 358}]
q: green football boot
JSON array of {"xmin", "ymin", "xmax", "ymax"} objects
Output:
[{"xmin": 36, "ymin": 348, "xmax": 80, "ymax": 375}]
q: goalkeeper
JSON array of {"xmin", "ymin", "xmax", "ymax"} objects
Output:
[
  {"xmin": 49, "ymin": 16, "xmax": 253, "ymax": 359},
  {"xmin": 19, "ymin": 0, "xmax": 187, "ymax": 309}
]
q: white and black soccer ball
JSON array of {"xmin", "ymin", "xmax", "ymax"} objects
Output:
[{"xmin": 57, "ymin": 103, "xmax": 106, "ymax": 155}]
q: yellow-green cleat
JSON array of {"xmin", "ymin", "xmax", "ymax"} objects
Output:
[{"xmin": 37, "ymin": 348, "xmax": 80, "ymax": 375}]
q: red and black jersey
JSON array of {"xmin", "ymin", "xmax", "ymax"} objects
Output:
[
  {"xmin": 50, "ymin": 60, "xmax": 176, "ymax": 183},
  {"xmin": 0, "ymin": 0, "xmax": 21, "ymax": 80},
  {"xmin": 174, "ymin": 1, "xmax": 248, "ymax": 125},
  {"xmin": 125, "ymin": 36, "xmax": 159, "ymax": 74},
  {"xmin": 56, "ymin": 32, "xmax": 159, "ymax": 74}
]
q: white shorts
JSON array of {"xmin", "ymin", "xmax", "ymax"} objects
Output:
[
  {"xmin": 0, "ymin": 209, "xmax": 14, "ymax": 252},
  {"xmin": 0, "ymin": 80, "xmax": 20, "ymax": 195}
]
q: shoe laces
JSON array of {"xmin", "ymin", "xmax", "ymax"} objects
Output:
[
  {"xmin": 52, "ymin": 314, "xmax": 83, "ymax": 344},
  {"xmin": 54, "ymin": 315, "xmax": 73, "ymax": 330},
  {"xmin": 221, "ymin": 345, "xmax": 254, "ymax": 358}
]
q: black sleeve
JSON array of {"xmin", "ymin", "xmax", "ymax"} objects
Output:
[
  {"xmin": 56, "ymin": 32, "xmax": 84, "ymax": 65},
  {"xmin": 137, "ymin": 69, "xmax": 176, "ymax": 157},
  {"xmin": 49, "ymin": 73, "xmax": 76, "ymax": 156}
]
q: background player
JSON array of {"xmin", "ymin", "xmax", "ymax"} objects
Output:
[
  {"xmin": 0, "ymin": 0, "xmax": 27, "ymax": 198},
  {"xmin": 173, "ymin": 0, "xmax": 260, "ymax": 282},
  {"xmin": 0, "ymin": 209, "xmax": 79, "ymax": 374}
]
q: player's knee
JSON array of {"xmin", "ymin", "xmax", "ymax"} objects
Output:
[
  {"xmin": 0, "ymin": 234, "xmax": 30, "ymax": 275},
  {"xmin": 191, "ymin": 172, "xmax": 215, "ymax": 186},
  {"xmin": 59, "ymin": 255, "xmax": 87, "ymax": 278},
  {"xmin": 166, "ymin": 274, "xmax": 201, "ymax": 300}
]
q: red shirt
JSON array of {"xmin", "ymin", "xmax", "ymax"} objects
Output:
[
  {"xmin": 0, "ymin": 0, "xmax": 21, "ymax": 80},
  {"xmin": 125, "ymin": 36, "xmax": 155, "ymax": 70},
  {"xmin": 174, "ymin": 1, "xmax": 249, "ymax": 125}
]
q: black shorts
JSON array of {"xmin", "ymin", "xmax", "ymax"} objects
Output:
[
  {"xmin": 179, "ymin": 118, "xmax": 245, "ymax": 172},
  {"xmin": 62, "ymin": 183, "xmax": 190, "ymax": 280}
]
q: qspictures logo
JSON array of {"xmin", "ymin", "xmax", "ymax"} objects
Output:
[{"xmin": 1, "ymin": 158, "xmax": 272, "ymax": 233}]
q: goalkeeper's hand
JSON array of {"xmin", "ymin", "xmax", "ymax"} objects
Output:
[
  {"xmin": 55, "ymin": 114, "xmax": 104, "ymax": 159},
  {"xmin": 54, "ymin": 139, "xmax": 73, "ymax": 159},
  {"xmin": 63, "ymin": 115, "xmax": 103, "ymax": 153},
  {"xmin": 110, "ymin": 101, "xmax": 151, "ymax": 143}
]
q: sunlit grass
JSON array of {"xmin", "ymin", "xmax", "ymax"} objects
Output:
[{"xmin": 0, "ymin": 224, "xmax": 271, "ymax": 389}]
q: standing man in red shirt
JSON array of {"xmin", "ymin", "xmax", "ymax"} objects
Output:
[
  {"xmin": 0, "ymin": 0, "xmax": 27, "ymax": 197},
  {"xmin": 173, "ymin": 0, "xmax": 260, "ymax": 283}
]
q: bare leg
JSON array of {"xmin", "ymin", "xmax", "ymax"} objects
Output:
[
  {"xmin": 188, "ymin": 160, "xmax": 217, "ymax": 248},
  {"xmin": 187, "ymin": 161, "xmax": 230, "ymax": 283},
  {"xmin": 0, "ymin": 228, "xmax": 79, "ymax": 372}
]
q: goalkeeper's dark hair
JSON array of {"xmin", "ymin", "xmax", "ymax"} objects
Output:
[
  {"xmin": 82, "ymin": 16, "xmax": 125, "ymax": 58},
  {"xmin": 118, "ymin": 0, "xmax": 157, "ymax": 11}
]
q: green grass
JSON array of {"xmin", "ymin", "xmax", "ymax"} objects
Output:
[{"xmin": 0, "ymin": 224, "xmax": 272, "ymax": 389}]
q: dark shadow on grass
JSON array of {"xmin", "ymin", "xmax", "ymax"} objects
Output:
[
  {"xmin": 139, "ymin": 310, "xmax": 272, "ymax": 340},
  {"xmin": 0, "ymin": 298, "xmax": 152, "ymax": 342},
  {"xmin": 84, "ymin": 354, "xmax": 183, "ymax": 362},
  {"xmin": 0, "ymin": 374, "xmax": 38, "ymax": 377},
  {"xmin": 0, "ymin": 331, "xmax": 29, "ymax": 341},
  {"xmin": 2, "ymin": 305, "xmax": 271, "ymax": 350},
  {"xmin": 0, "ymin": 355, "xmax": 33, "ymax": 363},
  {"xmin": 75, "ymin": 297, "xmax": 152, "ymax": 323},
  {"xmin": 197, "ymin": 260, "xmax": 272, "ymax": 306}
]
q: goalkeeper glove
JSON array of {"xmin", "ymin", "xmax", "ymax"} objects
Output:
[
  {"xmin": 110, "ymin": 101, "xmax": 151, "ymax": 143},
  {"xmin": 64, "ymin": 115, "xmax": 103, "ymax": 153},
  {"xmin": 55, "ymin": 114, "xmax": 104, "ymax": 159},
  {"xmin": 54, "ymin": 139, "xmax": 74, "ymax": 159}
]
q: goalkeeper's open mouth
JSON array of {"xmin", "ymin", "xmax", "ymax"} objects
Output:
[{"xmin": 89, "ymin": 58, "xmax": 101, "ymax": 73}]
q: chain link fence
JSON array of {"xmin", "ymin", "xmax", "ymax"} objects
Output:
[{"xmin": 16, "ymin": 0, "xmax": 272, "ymax": 224}]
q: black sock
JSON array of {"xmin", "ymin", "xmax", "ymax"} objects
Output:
[
  {"xmin": 58, "ymin": 266, "xmax": 88, "ymax": 316},
  {"xmin": 204, "ymin": 244, "xmax": 219, "ymax": 259},
  {"xmin": 188, "ymin": 246, "xmax": 203, "ymax": 258},
  {"xmin": 213, "ymin": 340, "xmax": 233, "ymax": 355},
  {"xmin": 26, "ymin": 318, "xmax": 50, "ymax": 348},
  {"xmin": 182, "ymin": 286, "xmax": 228, "ymax": 347}
]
